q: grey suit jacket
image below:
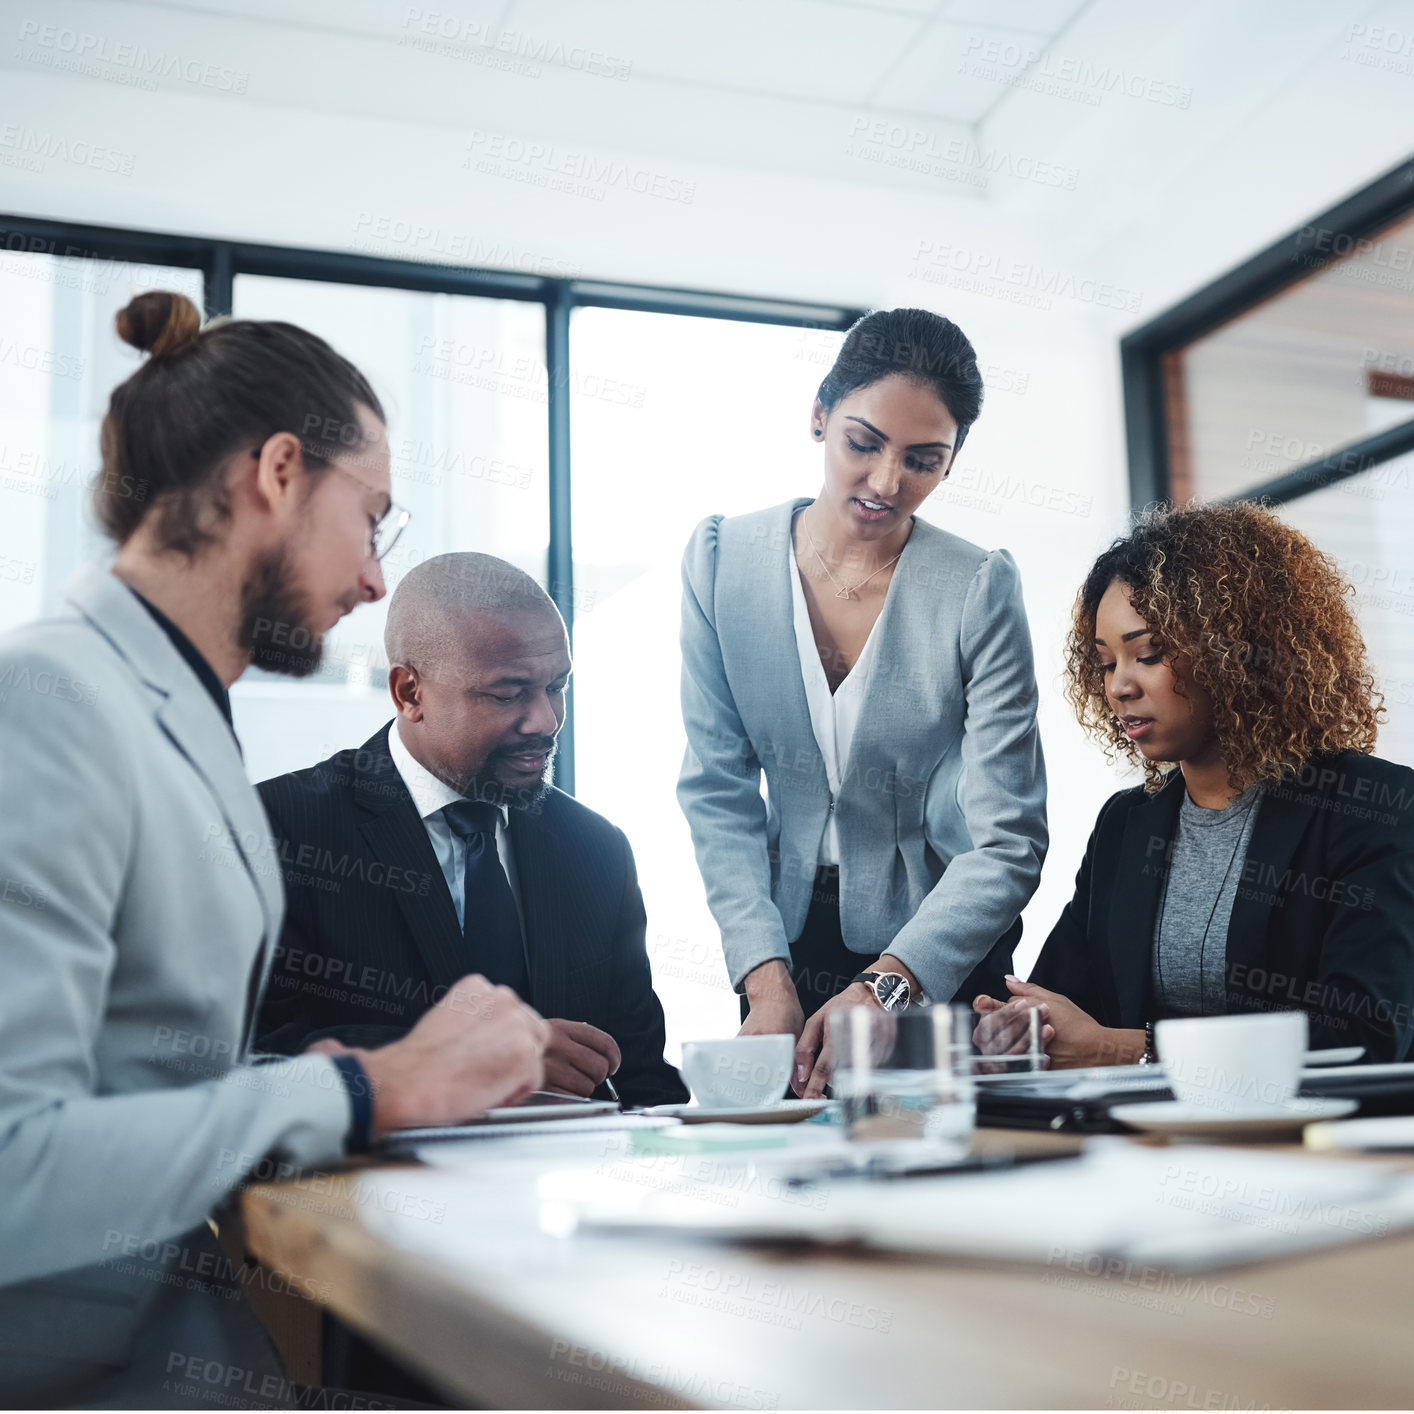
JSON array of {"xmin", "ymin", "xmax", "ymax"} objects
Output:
[
  {"xmin": 677, "ymin": 499, "xmax": 1048, "ymax": 1001},
  {"xmin": 0, "ymin": 567, "xmax": 351, "ymax": 1406}
]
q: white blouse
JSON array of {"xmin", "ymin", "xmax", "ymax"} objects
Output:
[{"xmin": 788, "ymin": 511, "xmax": 884, "ymax": 868}]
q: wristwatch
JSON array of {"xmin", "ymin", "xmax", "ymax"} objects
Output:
[
  {"xmin": 851, "ymin": 971, "xmax": 913, "ymax": 1012},
  {"xmin": 1138, "ymin": 1020, "xmax": 1159, "ymax": 1066}
]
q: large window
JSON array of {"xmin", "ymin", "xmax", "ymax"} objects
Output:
[
  {"xmin": 0, "ymin": 214, "xmax": 859, "ymax": 1056},
  {"xmin": 570, "ymin": 309, "xmax": 843, "ymax": 1046},
  {"xmin": 229, "ymin": 276, "xmax": 550, "ymax": 784},
  {"xmin": 0, "ymin": 249, "xmax": 202, "ymax": 631}
]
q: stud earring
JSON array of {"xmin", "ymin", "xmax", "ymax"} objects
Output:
[{"xmin": 813, "ymin": 428, "xmax": 823, "ymax": 438}]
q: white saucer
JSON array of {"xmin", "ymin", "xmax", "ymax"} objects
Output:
[
  {"xmin": 1302, "ymin": 1046, "xmax": 1365, "ymax": 1067},
  {"xmin": 1110, "ymin": 1097, "xmax": 1358, "ymax": 1139},
  {"xmin": 644, "ymin": 1099, "xmax": 833, "ymax": 1125}
]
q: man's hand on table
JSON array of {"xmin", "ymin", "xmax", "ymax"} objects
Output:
[
  {"xmin": 543, "ymin": 1018, "xmax": 622, "ymax": 1098},
  {"xmin": 339, "ymin": 974, "xmax": 550, "ymax": 1137}
]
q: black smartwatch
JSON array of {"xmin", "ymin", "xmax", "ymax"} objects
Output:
[{"xmin": 851, "ymin": 971, "xmax": 912, "ymax": 1012}]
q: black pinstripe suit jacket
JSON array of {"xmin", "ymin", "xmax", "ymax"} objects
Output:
[{"xmin": 254, "ymin": 724, "xmax": 687, "ymax": 1108}]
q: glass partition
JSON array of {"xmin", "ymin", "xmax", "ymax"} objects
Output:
[
  {"xmin": 1277, "ymin": 447, "xmax": 1414, "ymax": 766},
  {"xmin": 1165, "ymin": 209, "xmax": 1414, "ymax": 502}
]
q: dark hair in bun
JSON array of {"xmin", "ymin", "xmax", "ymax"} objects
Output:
[
  {"xmin": 115, "ymin": 290, "xmax": 203, "ymax": 358},
  {"xmin": 818, "ymin": 307, "xmax": 984, "ymax": 453},
  {"xmin": 98, "ymin": 291, "xmax": 385, "ymax": 554}
]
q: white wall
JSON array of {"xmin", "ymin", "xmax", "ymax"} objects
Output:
[{"xmin": 2, "ymin": 0, "xmax": 1408, "ymax": 1015}]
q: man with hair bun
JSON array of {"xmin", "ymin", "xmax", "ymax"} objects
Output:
[
  {"xmin": 256, "ymin": 550, "xmax": 687, "ymax": 1110},
  {"xmin": 0, "ymin": 292, "xmax": 549, "ymax": 1405}
]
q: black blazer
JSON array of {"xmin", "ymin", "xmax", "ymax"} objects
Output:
[
  {"xmin": 254, "ymin": 724, "xmax": 687, "ymax": 1108},
  {"xmin": 1030, "ymin": 750, "xmax": 1414, "ymax": 1062}
]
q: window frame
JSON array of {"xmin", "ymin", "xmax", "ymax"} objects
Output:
[
  {"xmin": 0, "ymin": 212, "xmax": 865, "ymax": 791},
  {"xmin": 1120, "ymin": 155, "xmax": 1414, "ymax": 511}
]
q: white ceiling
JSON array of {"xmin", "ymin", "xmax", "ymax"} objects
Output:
[
  {"xmin": 3, "ymin": 0, "xmax": 1407, "ymax": 288},
  {"xmin": 136, "ymin": 0, "xmax": 1093, "ymax": 125}
]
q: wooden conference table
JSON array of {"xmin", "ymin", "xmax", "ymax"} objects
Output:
[{"xmin": 237, "ymin": 1121, "xmax": 1414, "ymax": 1410}]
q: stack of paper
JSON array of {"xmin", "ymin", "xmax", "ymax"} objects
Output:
[{"xmin": 559, "ymin": 1138, "xmax": 1414, "ymax": 1271}]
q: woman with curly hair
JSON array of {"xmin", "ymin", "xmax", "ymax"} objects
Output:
[{"xmin": 981, "ymin": 500, "xmax": 1414, "ymax": 1066}]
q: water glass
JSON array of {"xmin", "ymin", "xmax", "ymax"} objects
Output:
[
  {"xmin": 827, "ymin": 1005, "xmax": 978, "ymax": 1151},
  {"xmin": 968, "ymin": 1001, "xmax": 1047, "ymax": 1077}
]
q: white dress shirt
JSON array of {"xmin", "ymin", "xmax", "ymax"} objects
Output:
[
  {"xmin": 388, "ymin": 722, "xmax": 524, "ymax": 932},
  {"xmin": 788, "ymin": 511, "xmax": 884, "ymax": 867}
]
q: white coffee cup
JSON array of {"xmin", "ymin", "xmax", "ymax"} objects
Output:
[
  {"xmin": 680, "ymin": 1036, "xmax": 794, "ymax": 1109},
  {"xmin": 1157, "ymin": 1012, "xmax": 1308, "ymax": 1115}
]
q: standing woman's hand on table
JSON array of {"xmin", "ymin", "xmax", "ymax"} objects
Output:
[
  {"xmin": 737, "ymin": 959, "xmax": 805, "ymax": 1042},
  {"xmin": 793, "ymin": 955, "xmax": 922, "ymax": 1097},
  {"xmin": 792, "ymin": 981, "xmax": 873, "ymax": 1098}
]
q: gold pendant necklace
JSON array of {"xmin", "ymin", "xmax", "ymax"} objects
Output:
[{"xmin": 801, "ymin": 516, "xmax": 904, "ymax": 600}]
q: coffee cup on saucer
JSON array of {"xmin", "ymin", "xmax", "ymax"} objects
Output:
[
  {"xmin": 1156, "ymin": 1012, "xmax": 1308, "ymax": 1116},
  {"xmin": 680, "ymin": 1036, "xmax": 794, "ymax": 1109}
]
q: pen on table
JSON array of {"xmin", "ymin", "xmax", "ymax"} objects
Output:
[{"xmin": 782, "ymin": 1148, "xmax": 1080, "ymax": 1186}]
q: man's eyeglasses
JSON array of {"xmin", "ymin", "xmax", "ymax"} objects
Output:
[
  {"xmin": 369, "ymin": 500, "xmax": 411, "ymax": 562},
  {"xmin": 326, "ymin": 463, "xmax": 409, "ymax": 561},
  {"xmin": 327, "ymin": 463, "xmax": 411, "ymax": 562},
  {"xmin": 251, "ymin": 446, "xmax": 411, "ymax": 562}
]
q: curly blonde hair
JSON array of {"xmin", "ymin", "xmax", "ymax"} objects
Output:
[{"xmin": 1063, "ymin": 501, "xmax": 1384, "ymax": 792}]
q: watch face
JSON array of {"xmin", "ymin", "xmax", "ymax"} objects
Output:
[{"xmin": 874, "ymin": 974, "xmax": 911, "ymax": 1011}]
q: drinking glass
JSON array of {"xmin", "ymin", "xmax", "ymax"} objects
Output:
[
  {"xmin": 827, "ymin": 1005, "xmax": 969, "ymax": 1150},
  {"xmin": 827, "ymin": 1003, "xmax": 1047, "ymax": 1152}
]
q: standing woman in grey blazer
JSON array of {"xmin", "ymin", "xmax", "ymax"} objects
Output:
[{"xmin": 677, "ymin": 308, "xmax": 1048, "ymax": 1096}]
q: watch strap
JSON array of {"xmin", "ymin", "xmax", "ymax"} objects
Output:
[
  {"xmin": 331, "ymin": 1052, "xmax": 374, "ymax": 1153},
  {"xmin": 850, "ymin": 971, "xmax": 911, "ymax": 1011}
]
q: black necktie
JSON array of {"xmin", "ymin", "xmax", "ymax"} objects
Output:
[{"xmin": 442, "ymin": 800, "xmax": 528, "ymax": 997}]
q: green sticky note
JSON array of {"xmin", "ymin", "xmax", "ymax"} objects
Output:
[{"xmin": 629, "ymin": 1124, "xmax": 791, "ymax": 1155}]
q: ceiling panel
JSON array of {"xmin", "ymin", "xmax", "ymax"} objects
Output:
[
  {"xmin": 878, "ymin": 19, "xmax": 1052, "ymax": 120},
  {"xmin": 132, "ymin": 0, "xmax": 1090, "ymax": 129},
  {"xmin": 13, "ymin": 0, "xmax": 1168, "ymax": 201},
  {"xmin": 149, "ymin": 0, "xmax": 507, "ymax": 37},
  {"xmin": 942, "ymin": 0, "xmax": 1091, "ymax": 30},
  {"xmin": 506, "ymin": 0, "xmax": 927, "ymax": 103},
  {"xmin": 814, "ymin": 0, "xmax": 946, "ymax": 14}
]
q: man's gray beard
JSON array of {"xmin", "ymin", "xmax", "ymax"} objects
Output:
[
  {"xmin": 460, "ymin": 748, "xmax": 558, "ymax": 812},
  {"xmin": 239, "ymin": 544, "xmax": 325, "ymax": 678}
]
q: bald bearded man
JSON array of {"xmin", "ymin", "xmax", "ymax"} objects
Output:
[{"xmin": 255, "ymin": 553, "xmax": 686, "ymax": 1109}]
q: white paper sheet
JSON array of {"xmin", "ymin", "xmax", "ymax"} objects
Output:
[{"xmin": 562, "ymin": 1139, "xmax": 1414, "ymax": 1271}]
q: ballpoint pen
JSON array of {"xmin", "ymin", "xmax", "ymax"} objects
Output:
[
  {"xmin": 782, "ymin": 1147, "xmax": 1081, "ymax": 1186},
  {"xmin": 603, "ymin": 1075, "xmax": 622, "ymax": 1108}
]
